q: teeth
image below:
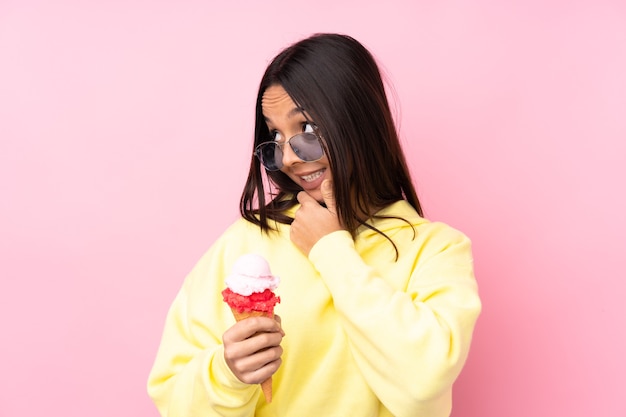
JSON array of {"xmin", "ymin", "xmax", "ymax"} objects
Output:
[{"xmin": 301, "ymin": 170, "xmax": 323, "ymax": 182}]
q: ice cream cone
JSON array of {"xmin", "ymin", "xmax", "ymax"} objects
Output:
[
  {"xmin": 223, "ymin": 254, "xmax": 280, "ymax": 403},
  {"xmin": 231, "ymin": 308, "xmax": 273, "ymax": 322},
  {"xmin": 230, "ymin": 308, "xmax": 274, "ymax": 403},
  {"xmin": 260, "ymin": 374, "xmax": 273, "ymax": 403}
]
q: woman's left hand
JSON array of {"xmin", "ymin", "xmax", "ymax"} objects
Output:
[{"xmin": 291, "ymin": 180, "xmax": 344, "ymax": 256}]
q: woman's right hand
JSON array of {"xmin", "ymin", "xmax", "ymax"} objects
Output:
[{"xmin": 222, "ymin": 315, "xmax": 285, "ymax": 384}]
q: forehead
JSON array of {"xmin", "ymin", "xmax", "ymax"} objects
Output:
[{"xmin": 261, "ymin": 85, "xmax": 297, "ymax": 116}]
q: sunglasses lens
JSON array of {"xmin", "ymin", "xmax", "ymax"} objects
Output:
[
  {"xmin": 256, "ymin": 143, "xmax": 283, "ymax": 171},
  {"xmin": 291, "ymin": 133, "xmax": 324, "ymax": 162},
  {"xmin": 254, "ymin": 132, "xmax": 324, "ymax": 171}
]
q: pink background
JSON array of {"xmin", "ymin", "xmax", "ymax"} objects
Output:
[{"xmin": 1, "ymin": 1, "xmax": 625, "ymax": 416}]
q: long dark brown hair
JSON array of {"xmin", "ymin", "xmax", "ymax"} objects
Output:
[{"xmin": 240, "ymin": 33, "xmax": 422, "ymax": 239}]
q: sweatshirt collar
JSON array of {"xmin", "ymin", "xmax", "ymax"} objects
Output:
[
  {"xmin": 357, "ymin": 200, "xmax": 427, "ymax": 236},
  {"xmin": 285, "ymin": 199, "xmax": 427, "ymax": 234}
]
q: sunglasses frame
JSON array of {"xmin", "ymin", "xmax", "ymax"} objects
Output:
[{"xmin": 254, "ymin": 128, "xmax": 325, "ymax": 171}]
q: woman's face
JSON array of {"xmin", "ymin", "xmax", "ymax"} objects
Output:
[{"xmin": 261, "ymin": 85, "xmax": 331, "ymax": 203}]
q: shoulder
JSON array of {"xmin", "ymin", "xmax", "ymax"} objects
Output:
[
  {"xmin": 387, "ymin": 200, "xmax": 470, "ymax": 243},
  {"xmin": 416, "ymin": 220, "xmax": 471, "ymax": 245},
  {"xmin": 375, "ymin": 201, "xmax": 470, "ymax": 242},
  {"xmin": 410, "ymin": 220, "xmax": 474, "ymax": 272}
]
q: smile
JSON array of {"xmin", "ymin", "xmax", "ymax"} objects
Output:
[{"xmin": 300, "ymin": 169, "xmax": 325, "ymax": 182}]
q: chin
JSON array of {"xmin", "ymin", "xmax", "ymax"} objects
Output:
[{"xmin": 307, "ymin": 190, "xmax": 324, "ymax": 203}]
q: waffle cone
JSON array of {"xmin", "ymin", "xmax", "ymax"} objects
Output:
[
  {"xmin": 231, "ymin": 308, "xmax": 273, "ymax": 321},
  {"xmin": 230, "ymin": 307, "xmax": 274, "ymax": 403}
]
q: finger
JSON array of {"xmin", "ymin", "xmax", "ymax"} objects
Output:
[
  {"xmin": 244, "ymin": 316, "xmax": 283, "ymax": 336},
  {"xmin": 274, "ymin": 314, "xmax": 285, "ymax": 336},
  {"xmin": 321, "ymin": 180, "xmax": 336, "ymax": 214},
  {"xmin": 239, "ymin": 355, "xmax": 283, "ymax": 385},
  {"xmin": 227, "ymin": 345, "xmax": 283, "ymax": 384},
  {"xmin": 225, "ymin": 330, "xmax": 283, "ymax": 355},
  {"xmin": 296, "ymin": 190, "xmax": 314, "ymax": 205},
  {"xmin": 224, "ymin": 316, "xmax": 282, "ymax": 343},
  {"xmin": 224, "ymin": 329, "xmax": 284, "ymax": 366}
]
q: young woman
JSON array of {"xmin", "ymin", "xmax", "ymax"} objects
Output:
[{"xmin": 148, "ymin": 33, "xmax": 481, "ymax": 417}]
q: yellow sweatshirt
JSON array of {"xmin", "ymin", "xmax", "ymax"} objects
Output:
[{"xmin": 147, "ymin": 200, "xmax": 481, "ymax": 417}]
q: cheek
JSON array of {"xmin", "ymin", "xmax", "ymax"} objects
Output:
[{"xmin": 280, "ymin": 167, "xmax": 294, "ymax": 179}]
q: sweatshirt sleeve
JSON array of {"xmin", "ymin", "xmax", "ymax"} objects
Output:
[
  {"xmin": 147, "ymin": 244, "xmax": 260, "ymax": 417},
  {"xmin": 308, "ymin": 225, "xmax": 481, "ymax": 417}
]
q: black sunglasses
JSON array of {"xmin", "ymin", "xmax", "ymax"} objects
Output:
[{"xmin": 254, "ymin": 127, "xmax": 324, "ymax": 171}]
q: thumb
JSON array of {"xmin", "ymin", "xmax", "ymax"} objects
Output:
[{"xmin": 321, "ymin": 180, "xmax": 336, "ymax": 214}]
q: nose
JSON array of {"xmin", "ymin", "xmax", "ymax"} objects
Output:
[{"xmin": 280, "ymin": 140, "xmax": 302, "ymax": 168}]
